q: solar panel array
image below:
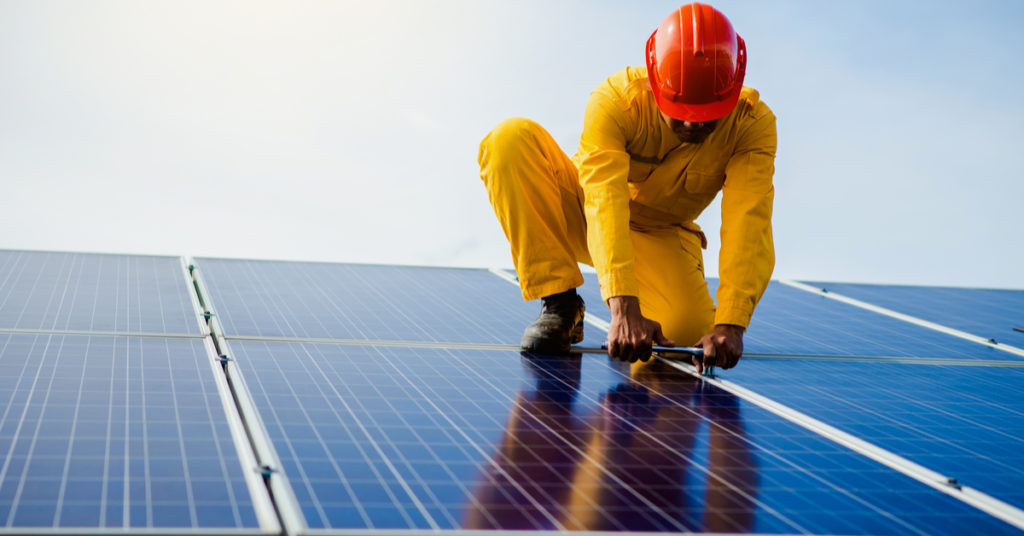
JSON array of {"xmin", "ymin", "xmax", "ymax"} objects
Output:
[{"xmin": 3, "ymin": 248, "xmax": 1023, "ymax": 535}]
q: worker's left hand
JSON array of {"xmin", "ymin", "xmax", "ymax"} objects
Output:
[{"xmin": 696, "ymin": 324, "xmax": 745, "ymax": 373}]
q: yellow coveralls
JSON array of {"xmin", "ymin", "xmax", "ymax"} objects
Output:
[{"xmin": 479, "ymin": 66, "xmax": 776, "ymax": 346}]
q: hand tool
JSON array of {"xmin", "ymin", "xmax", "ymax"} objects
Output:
[{"xmin": 570, "ymin": 344, "xmax": 716, "ymax": 376}]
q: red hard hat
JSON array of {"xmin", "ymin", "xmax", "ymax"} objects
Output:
[{"xmin": 645, "ymin": 3, "xmax": 747, "ymax": 122}]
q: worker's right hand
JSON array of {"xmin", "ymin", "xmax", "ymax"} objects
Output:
[{"xmin": 607, "ymin": 296, "xmax": 674, "ymax": 362}]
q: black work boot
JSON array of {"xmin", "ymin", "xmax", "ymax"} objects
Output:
[{"xmin": 520, "ymin": 289, "xmax": 585, "ymax": 354}]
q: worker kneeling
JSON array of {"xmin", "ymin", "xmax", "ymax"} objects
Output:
[{"xmin": 478, "ymin": 3, "xmax": 776, "ymax": 371}]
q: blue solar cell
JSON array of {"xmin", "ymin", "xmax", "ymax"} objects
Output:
[
  {"xmin": 197, "ymin": 259, "xmax": 604, "ymax": 346},
  {"xmin": 803, "ymin": 281, "xmax": 1024, "ymax": 347},
  {"xmin": 721, "ymin": 358, "xmax": 1024, "ymax": 512},
  {"xmin": 0, "ymin": 250, "xmax": 201, "ymax": 335},
  {"xmin": 578, "ymin": 274, "xmax": 1014, "ymax": 360},
  {"xmin": 0, "ymin": 333, "xmax": 262, "ymax": 531},
  {"xmin": 228, "ymin": 340, "xmax": 1019, "ymax": 534}
]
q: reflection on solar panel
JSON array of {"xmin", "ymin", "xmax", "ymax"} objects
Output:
[
  {"xmin": 225, "ymin": 342, "xmax": 1016, "ymax": 534},
  {"xmin": 4, "ymin": 248, "xmax": 1023, "ymax": 534},
  {"xmin": 0, "ymin": 251, "xmax": 202, "ymax": 336}
]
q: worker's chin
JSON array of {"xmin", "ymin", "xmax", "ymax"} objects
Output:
[{"xmin": 676, "ymin": 131, "xmax": 713, "ymax": 144}]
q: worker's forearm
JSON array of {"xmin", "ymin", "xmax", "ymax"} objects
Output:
[
  {"xmin": 607, "ymin": 295, "xmax": 639, "ymax": 314},
  {"xmin": 717, "ymin": 187, "xmax": 774, "ymax": 327}
]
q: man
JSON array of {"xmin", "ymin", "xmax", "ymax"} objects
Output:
[{"xmin": 478, "ymin": 3, "xmax": 775, "ymax": 371}]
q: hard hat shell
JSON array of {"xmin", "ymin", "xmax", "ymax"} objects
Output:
[{"xmin": 645, "ymin": 3, "xmax": 747, "ymax": 122}]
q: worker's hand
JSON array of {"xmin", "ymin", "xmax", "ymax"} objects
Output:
[
  {"xmin": 607, "ymin": 296, "xmax": 674, "ymax": 362},
  {"xmin": 696, "ymin": 324, "xmax": 745, "ymax": 373}
]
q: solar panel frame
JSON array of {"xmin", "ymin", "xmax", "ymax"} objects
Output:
[
  {"xmin": 189, "ymin": 260, "xmax": 308, "ymax": 536},
  {"xmin": 196, "ymin": 337, "xmax": 282, "ymax": 534}
]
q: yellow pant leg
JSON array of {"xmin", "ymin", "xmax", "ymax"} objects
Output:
[
  {"xmin": 631, "ymin": 224, "xmax": 716, "ymax": 347},
  {"xmin": 478, "ymin": 118, "xmax": 591, "ymax": 301}
]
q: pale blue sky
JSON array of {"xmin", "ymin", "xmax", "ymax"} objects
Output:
[{"xmin": 1, "ymin": 1, "xmax": 1022, "ymax": 289}]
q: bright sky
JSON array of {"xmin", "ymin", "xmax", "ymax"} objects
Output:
[{"xmin": 2, "ymin": 1, "xmax": 1022, "ymax": 290}]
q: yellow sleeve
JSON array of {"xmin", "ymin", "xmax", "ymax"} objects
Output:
[
  {"xmin": 716, "ymin": 104, "xmax": 777, "ymax": 327},
  {"xmin": 577, "ymin": 88, "xmax": 639, "ymax": 302}
]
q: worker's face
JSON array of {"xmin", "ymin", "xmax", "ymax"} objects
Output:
[{"xmin": 661, "ymin": 112, "xmax": 719, "ymax": 144}]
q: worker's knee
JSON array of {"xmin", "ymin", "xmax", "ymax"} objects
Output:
[
  {"xmin": 478, "ymin": 117, "xmax": 546, "ymax": 167},
  {"xmin": 660, "ymin": 313, "xmax": 715, "ymax": 348},
  {"xmin": 643, "ymin": 295, "xmax": 715, "ymax": 347}
]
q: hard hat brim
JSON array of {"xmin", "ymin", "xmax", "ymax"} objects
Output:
[{"xmin": 651, "ymin": 82, "xmax": 743, "ymax": 123}]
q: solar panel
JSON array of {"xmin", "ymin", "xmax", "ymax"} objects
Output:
[
  {"xmin": 802, "ymin": 281, "xmax": 1024, "ymax": 347},
  {"xmin": 222, "ymin": 340, "xmax": 1020, "ymax": 534},
  {"xmin": 196, "ymin": 259, "xmax": 606, "ymax": 346},
  {"xmin": 0, "ymin": 333, "xmax": 271, "ymax": 532},
  {"xmin": 576, "ymin": 274, "xmax": 1015, "ymax": 360},
  {"xmin": 0, "ymin": 251, "xmax": 203, "ymax": 336},
  {"xmin": 721, "ymin": 359, "xmax": 1024, "ymax": 511}
]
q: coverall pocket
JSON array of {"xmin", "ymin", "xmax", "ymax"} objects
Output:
[{"xmin": 682, "ymin": 171, "xmax": 726, "ymax": 194}]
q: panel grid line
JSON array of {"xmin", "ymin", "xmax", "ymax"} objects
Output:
[
  {"xmin": 48, "ymin": 254, "xmax": 77, "ymax": 334},
  {"xmin": 51, "ymin": 335, "xmax": 91, "ymax": 527},
  {"xmin": 218, "ymin": 334, "xmax": 1024, "ymax": 369},
  {"xmin": 165, "ymin": 339, "xmax": 199, "ymax": 528},
  {"xmin": 0, "ymin": 333, "xmax": 35, "ymax": 520},
  {"xmin": 293, "ymin": 343, "xmax": 440, "ymax": 530},
  {"xmin": 243, "ymin": 342, "xmax": 372, "ymax": 529},
  {"xmin": 3, "ymin": 333, "xmax": 58, "ymax": 527},
  {"xmin": 99, "ymin": 336, "xmax": 114, "ymax": 528}
]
